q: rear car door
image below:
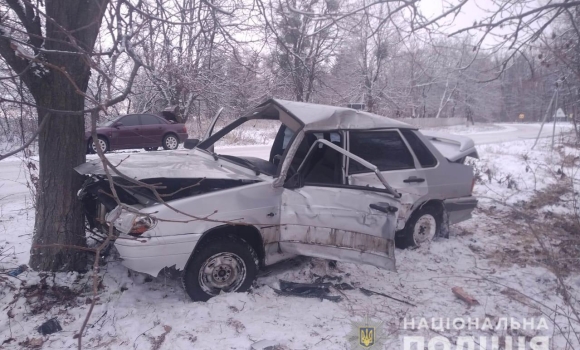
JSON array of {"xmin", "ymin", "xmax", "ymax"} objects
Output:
[
  {"xmin": 346, "ymin": 129, "xmax": 429, "ymax": 227},
  {"xmin": 279, "ymin": 136, "xmax": 400, "ymax": 270},
  {"xmin": 139, "ymin": 114, "xmax": 165, "ymax": 147},
  {"xmin": 112, "ymin": 115, "xmax": 143, "ymax": 148}
]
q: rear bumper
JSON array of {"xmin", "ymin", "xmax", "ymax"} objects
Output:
[
  {"xmin": 114, "ymin": 233, "xmax": 202, "ymax": 277},
  {"xmin": 443, "ymin": 196, "xmax": 478, "ymax": 225}
]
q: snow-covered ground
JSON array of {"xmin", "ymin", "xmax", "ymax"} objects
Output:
[{"xmin": 0, "ymin": 126, "xmax": 579, "ymax": 349}]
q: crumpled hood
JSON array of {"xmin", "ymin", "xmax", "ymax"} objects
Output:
[{"xmin": 74, "ymin": 150, "xmax": 261, "ymax": 180}]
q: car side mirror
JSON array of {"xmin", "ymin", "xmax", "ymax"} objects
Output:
[
  {"xmin": 113, "ymin": 121, "xmax": 123, "ymax": 128},
  {"xmin": 284, "ymin": 172, "xmax": 304, "ymax": 189},
  {"xmin": 184, "ymin": 138, "xmax": 200, "ymax": 149}
]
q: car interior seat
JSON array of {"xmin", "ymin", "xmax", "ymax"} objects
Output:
[{"xmin": 303, "ymin": 132, "xmax": 343, "ymax": 184}]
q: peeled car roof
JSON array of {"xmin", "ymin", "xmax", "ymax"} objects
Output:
[{"xmin": 257, "ymin": 98, "xmax": 414, "ymax": 131}]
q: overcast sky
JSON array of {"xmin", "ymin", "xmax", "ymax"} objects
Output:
[
  {"xmin": 419, "ymin": 0, "xmax": 522, "ymax": 47},
  {"xmin": 420, "ymin": 0, "xmax": 490, "ymax": 31}
]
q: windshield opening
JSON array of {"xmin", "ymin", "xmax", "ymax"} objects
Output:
[
  {"xmin": 199, "ymin": 116, "xmax": 302, "ymax": 176},
  {"xmin": 213, "ymin": 119, "xmax": 281, "ymax": 155}
]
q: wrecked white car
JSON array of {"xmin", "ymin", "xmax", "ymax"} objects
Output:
[{"xmin": 75, "ymin": 99, "xmax": 478, "ymax": 301}]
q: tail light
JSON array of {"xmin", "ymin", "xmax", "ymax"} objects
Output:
[
  {"xmin": 470, "ymin": 178, "xmax": 476, "ymax": 194},
  {"xmin": 181, "ymin": 125, "xmax": 187, "ymax": 133}
]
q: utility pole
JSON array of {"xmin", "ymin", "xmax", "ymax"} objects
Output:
[{"xmin": 532, "ymin": 82, "xmax": 559, "ymax": 149}]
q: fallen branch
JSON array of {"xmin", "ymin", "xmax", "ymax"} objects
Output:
[
  {"xmin": 72, "ymin": 222, "xmax": 117, "ymax": 350},
  {"xmin": 359, "ymin": 287, "xmax": 416, "ymax": 307}
]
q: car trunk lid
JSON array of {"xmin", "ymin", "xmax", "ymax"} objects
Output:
[{"xmin": 420, "ymin": 131, "xmax": 479, "ymax": 162}]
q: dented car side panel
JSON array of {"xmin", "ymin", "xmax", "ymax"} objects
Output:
[
  {"xmin": 112, "ymin": 180, "xmax": 282, "ymax": 276},
  {"xmin": 279, "ymin": 186, "xmax": 398, "ymax": 270},
  {"xmin": 110, "ymin": 178, "xmax": 400, "ymax": 276}
]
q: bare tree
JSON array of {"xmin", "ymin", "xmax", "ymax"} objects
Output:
[
  {"xmin": 0, "ymin": 0, "xmax": 242, "ymax": 271},
  {"xmin": 0, "ymin": 0, "xmax": 111, "ymax": 271},
  {"xmin": 258, "ymin": 0, "xmax": 342, "ymax": 102}
]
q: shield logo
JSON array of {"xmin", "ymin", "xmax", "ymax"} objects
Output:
[{"xmin": 359, "ymin": 327, "xmax": 375, "ymax": 348}]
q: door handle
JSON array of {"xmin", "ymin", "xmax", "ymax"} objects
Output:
[
  {"xmin": 403, "ymin": 176, "xmax": 425, "ymax": 183},
  {"xmin": 369, "ymin": 202, "xmax": 398, "ymax": 214}
]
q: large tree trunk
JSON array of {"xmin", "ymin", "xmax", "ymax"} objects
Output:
[
  {"xmin": 25, "ymin": 0, "xmax": 108, "ymax": 271},
  {"xmin": 29, "ymin": 78, "xmax": 88, "ymax": 271}
]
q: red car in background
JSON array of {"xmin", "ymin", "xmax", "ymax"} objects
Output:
[{"xmin": 86, "ymin": 114, "xmax": 188, "ymax": 153}]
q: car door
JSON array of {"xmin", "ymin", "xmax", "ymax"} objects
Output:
[
  {"xmin": 139, "ymin": 114, "xmax": 165, "ymax": 147},
  {"xmin": 279, "ymin": 137, "xmax": 401, "ymax": 270},
  {"xmin": 111, "ymin": 115, "xmax": 142, "ymax": 149},
  {"xmin": 346, "ymin": 129, "xmax": 429, "ymax": 228}
]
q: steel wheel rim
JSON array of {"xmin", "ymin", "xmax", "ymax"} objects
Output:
[
  {"xmin": 413, "ymin": 214, "xmax": 436, "ymax": 245},
  {"xmin": 165, "ymin": 136, "xmax": 178, "ymax": 149},
  {"xmin": 91, "ymin": 139, "xmax": 107, "ymax": 153},
  {"xmin": 198, "ymin": 252, "xmax": 246, "ymax": 296}
]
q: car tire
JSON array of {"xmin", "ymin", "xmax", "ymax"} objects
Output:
[
  {"xmin": 396, "ymin": 205, "xmax": 442, "ymax": 249},
  {"xmin": 144, "ymin": 147, "xmax": 159, "ymax": 151},
  {"xmin": 88, "ymin": 136, "xmax": 109, "ymax": 154},
  {"xmin": 182, "ymin": 235, "xmax": 258, "ymax": 302},
  {"xmin": 162, "ymin": 133, "xmax": 179, "ymax": 150}
]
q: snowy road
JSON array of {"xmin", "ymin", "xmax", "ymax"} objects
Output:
[{"xmin": 468, "ymin": 123, "xmax": 572, "ymax": 144}]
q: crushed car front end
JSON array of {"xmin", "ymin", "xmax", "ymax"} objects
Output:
[{"xmin": 75, "ymin": 150, "xmax": 268, "ymax": 277}]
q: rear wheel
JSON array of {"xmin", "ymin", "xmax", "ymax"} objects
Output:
[
  {"xmin": 396, "ymin": 205, "xmax": 442, "ymax": 249},
  {"xmin": 162, "ymin": 134, "xmax": 179, "ymax": 150},
  {"xmin": 182, "ymin": 236, "xmax": 258, "ymax": 301},
  {"xmin": 88, "ymin": 136, "xmax": 109, "ymax": 154}
]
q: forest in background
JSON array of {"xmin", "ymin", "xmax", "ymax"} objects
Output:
[{"xmin": 1, "ymin": 0, "xmax": 579, "ymax": 141}]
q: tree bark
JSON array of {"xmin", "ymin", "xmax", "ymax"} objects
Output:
[{"xmin": 29, "ymin": 78, "xmax": 88, "ymax": 271}]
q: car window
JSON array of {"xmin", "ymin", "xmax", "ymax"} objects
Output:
[
  {"xmin": 120, "ymin": 115, "xmax": 141, "ymax": 126},
  {"xmin": 141, "ymin": 114, "xmax": 162, "ymax": 125},
  {"xmin": 292, "ymin": 132, "xmax": 344, "ymax": 185},
  {"xmin": 282, "ymin": 127, "xmax": 294, "ymax": 149},
  {"xmin": 348, "ymin": 131, "xmax": 414, "ymax": 174},
  {"xmin": 401, "ymin": 130, "xmax": 438, "ymax": 168}
]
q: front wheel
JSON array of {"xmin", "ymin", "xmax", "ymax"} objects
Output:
[
  {"xmin": 162, "ymin": 134, "xmax": 179, "ymax": 150},
  {"xmin": 182, "ymin": 236, "xmax": 258, "ymax": 301},
  {"xmin": 396, "ymin": 205, "xmax": 442, "ymax": 249}
]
